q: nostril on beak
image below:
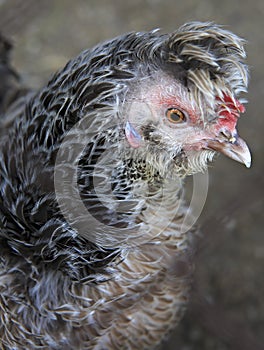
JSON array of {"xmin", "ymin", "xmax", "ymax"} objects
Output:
[
  {"xmin": 219, "ymin": 130, "xmax": 237, "ymax": 144},
  {"xmin": 228, "ymin": 136, "xmax": 237, "ymax": 144}
]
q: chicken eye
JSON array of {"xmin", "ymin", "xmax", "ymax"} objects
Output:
[{"xmin": 166, "ymin": 108, "xmax": 186, "ymax": 124}]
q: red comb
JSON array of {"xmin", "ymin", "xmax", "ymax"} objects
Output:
[
  {"xmin": 217, "ymin": 93, "xmax": 245, "ymax": 118},
  {"xmin": 222, "ymin": 93, "xmax": 245, "ymax": 113},
  {"xmin": 215, "ymin": 93, "xmax": 246, "ymax": 132}
]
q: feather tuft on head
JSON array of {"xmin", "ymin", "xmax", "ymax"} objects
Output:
[{"xmin": 160, "ymin": 22, "xmax": 248, "ymax": 122}]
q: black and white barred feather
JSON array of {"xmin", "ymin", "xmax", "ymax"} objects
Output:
[{"xmin": 0, "ymin": 22, "xmax": 248, "ymax": 349}]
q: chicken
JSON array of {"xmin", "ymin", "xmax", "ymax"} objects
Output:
[{"xmin": 0, "ymin": 22, "xmax": 251, "ymax": 349}]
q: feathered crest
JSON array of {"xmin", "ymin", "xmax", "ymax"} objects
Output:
[{"xmin": 160, "ymin": 22, "xmax": 248, "ymax": 121}]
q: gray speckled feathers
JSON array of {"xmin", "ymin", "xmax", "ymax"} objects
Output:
[{"xmin": 0, "ymin": 22, "xmax": 248, "ymax": 349}]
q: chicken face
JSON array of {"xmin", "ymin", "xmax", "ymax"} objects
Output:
[{"xmin": 124, "ymin": 72, "xmax": 251, "ymax": 177}]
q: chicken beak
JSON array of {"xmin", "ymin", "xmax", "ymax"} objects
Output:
[{"xmin": 206, "ymin": 133, "xmax": 251, "ymax": 168}]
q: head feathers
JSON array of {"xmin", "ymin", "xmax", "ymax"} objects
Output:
[{"xmin": 160, "ymin": 22, "xmax": 248, "ymax": 121}]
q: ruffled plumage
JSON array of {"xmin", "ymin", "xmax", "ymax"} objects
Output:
[{"xmin": 0, "ymin": 22, "xmax": 248, "ymax": 349}]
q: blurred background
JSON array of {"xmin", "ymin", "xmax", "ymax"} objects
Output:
[{"xmin": 0, "ymin": 0, "xmax": 263, "ymax": 349}]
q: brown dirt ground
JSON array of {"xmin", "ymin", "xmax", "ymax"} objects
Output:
[{"xmin": 0, "ymin": 0, "xmax": 263, "ymax": 349}]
